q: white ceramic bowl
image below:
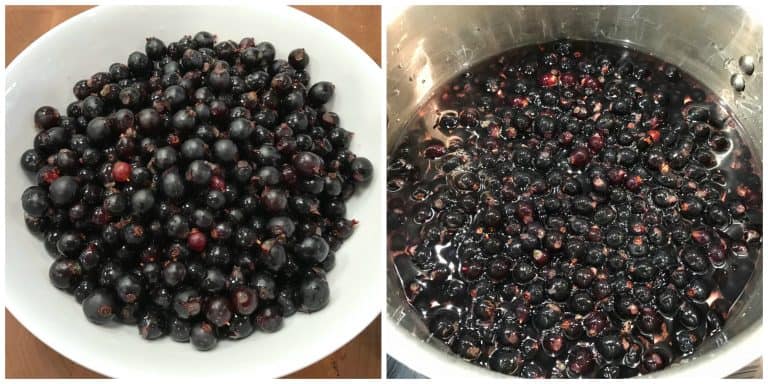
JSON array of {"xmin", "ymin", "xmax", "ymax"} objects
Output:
[{"xmin": 5, "ymin": 5, "xmax": 384, "ymax": 378}]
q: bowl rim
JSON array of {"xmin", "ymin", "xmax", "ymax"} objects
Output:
[{"xmin": 6, "ymin": 4, "xmax": 382, "ymax": 378}]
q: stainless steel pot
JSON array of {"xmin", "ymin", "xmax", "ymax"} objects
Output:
[{"xmin": 386, "ymin": 5, "xmax": 762, "ymax": 378}]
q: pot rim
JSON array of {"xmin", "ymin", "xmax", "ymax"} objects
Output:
[{"xmin": 385, "ymin": 311, "xmax": 762, "ymax": 378}]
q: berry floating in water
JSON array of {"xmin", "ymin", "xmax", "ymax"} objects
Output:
[{"xmin": 388, "ymin": 39, "xmax": 761, "ymax": 378}]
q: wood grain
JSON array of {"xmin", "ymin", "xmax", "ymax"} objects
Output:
[
  {"xmin": 5, "ymin": 5, "xmax": 94, "ymax": 67},
  {"xmin": 4, "ymin": 5, "xmax": 381, "ymax": 379},
  {"xmin": 294, "ymin": 5, "xmax": 381, "ymax": 65}
]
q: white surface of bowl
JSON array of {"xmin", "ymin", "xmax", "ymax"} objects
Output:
[{"xmin": 5, "ymin": 5, "xmax": 384, "ymax": 378}]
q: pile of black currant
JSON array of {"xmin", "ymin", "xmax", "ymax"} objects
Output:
[
  {"xmin": 20, "ymin": 31, "xmax": 373, "ymax": 351},
  {"xmin": 388, "ymin": 40, "xmax": 761, "ymax": 378}
]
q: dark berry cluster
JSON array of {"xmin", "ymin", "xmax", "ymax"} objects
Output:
[
  {"xmin": 388, "ymin": 40, "xmax": 761, "ymax": 378},
  {"xmin": 20, "ymin": 31, "xmax": 373, "ymax": 351}
]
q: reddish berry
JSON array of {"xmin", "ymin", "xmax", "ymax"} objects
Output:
[
  {"xmin": 607, "ymin": 168, "xmax": 627, "ymax": 185},
  {"xmin": 588, "ymin": 133, "xmax": 604, "ymax": 152},
  {"xmin": 569, "ymin": 148, "xmax": 591, "ymax": 167},
  {"xmin": 647, "ymin": 130, "xmax": 661, "ymax": 142},
  {"xmin": 209, "ymin": 175, "xmax": 226, "ymax": 191},
  {"xmin": 625, "ymin": 175, "xmax": 644, "ymax": 191},
  {"xmin": 580, "ymin": 75, "xmax": 601, "ymax": 91},
  {"xmin": 539, "ymin": 71, "xmax": 559, "ymax": 87},
  {"xmin": 112, "ymin": 161, "xmax": 132, "ymax": 183},
  {"xmin": 424, "ymin": 144, "xmax": 447, "ymax": 159},
  {"xmin": 511, "ymin": 96, "xmax": 529, "ymax": 108},
  {"xmin": 40, "ymin": 167, "xmax": 61, "ymax": 185},
  {"xmin": 560, "ymin": 72, "xmax": 577, "ymax": 87},
  {"xmin": 187, "ymin": 230, "xmax": 207, "ymax": 252},
  {"xmin": 559, "ymin": 131, "xmax": 574, "ymax": 146}
]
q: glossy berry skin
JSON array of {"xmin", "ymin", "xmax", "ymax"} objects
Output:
[
  {"xmin": 34, "ymin": 106, "xmax": 61, "ymax": 130},
  {"xmin": 49, "ymin": 258, "xmax": 83, "ymax": 290},
  {"xmin": 296, "ymin": 236, "xmax": 330, "ymax": 264},
  {"xmin": 19, "ymin": 32, "xmax": 372, "ymax": 352},
  {"xmin": 350, "ymin": 157, "xmax": 374, "ymax": 183},
  {"xmin": 138, "ymin": 311, "xmax": 166, "ymax": 340},
  {"xmin": 298, "ymin": 274, "xmax": 330, "ymax": 313},
  {"xmin": 21, "ymin": 186, "xmax": 50, "ymax": 217},
  {"xmin": 20, "ymin": 149, "xmax": 44, "ymax": 172},
  {"xmin": 307, "ymin": 81, "xmax": 335, "ymax": 106},
  {"xmin": 173, "ymin": 288, "xmax": 203, "ymax": 319},
  {"xmin": 230, "ymin": 286, "xmax": 258, "ymax": 315},
  {"xmin": 201, "ymin": 268, "xmax": 227, "ymax": 294},
  {"xmin": 187, "ymin": 230, "xmax": 208, "ymax": 253},
  {"xmin": 162, "ymin": 261, "xmax": 187, "ymax": 287},
  {"xmin": 186, "ymin": 160, "xmax": 212, "ymax": 185},
  {"xmin": 288, "ymin": 48, "xmax": 310, "ymax": 70},
  {"xmin": 74, "ymin": 280, "xmax": 96, "ymax": 303},
  {"xmin": 112, "ymin": 161, "xmax": 132, "ymax": 183},
  {"xmin": 115, "ymin": 274, "xmax": 143, "ymax": 303},
  {"xmin": 151, "ymin": 287, "xmax": 173, "ymax": 309},
  {"xmin": 213, "ymin": 139, "xmax": 238, "ymax": 163},
  {"xmin": 227, "ymin": 314, "xmax": 254, "ymax": 340},
  {"xmin": 82, "ymin": 290, "xmax": 116, "ymax": 325},
  {"xmin": 255, "ymin": 305, "xmax": 283, "ymax": 332},
  {"xmin": 205, "ymin": 296, "xmax": 233, "ymax": 327},
  {"xmin": 277, "ymin": 288, "xmax": 298, "ymax": 317},
  {"xmin": 169, "ymin": 317, "xmax": 192, "ymax": 342},
  {"xmin": 248, "ymin": 272, "xmax": 275, "ymax": 302},
  {"xmin": 49, "ymin": 176, "xmax": 79, "ymax": 206},
  {"xmin": 388, "ymin": 40, "xmax": 760, "ymax": 378},
  {"xmin": 261, "ymin": 188, "xmax": 288, "ymax": 213},
  {"xmin": 566, "ymin": 346, "xmax": 596, "ymax": 377},
  {"xmin": 489, "ymin": 349, "xmax": 522, "ymax": 375},
  {"xmin": 145, "ymin": 37, "xmax": 166, "ymax": 60},
  {"xmin": 293, "ymin": 151, "xmax": 325, "ymax": 176},
  {"xmin": 190, "ymin": 321, "xmax": 218, "ymax": 351}
]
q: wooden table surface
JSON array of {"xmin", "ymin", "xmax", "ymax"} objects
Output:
[{"xmin": 4, "ymin": 5, "xmax": 381, "ymax": 379}]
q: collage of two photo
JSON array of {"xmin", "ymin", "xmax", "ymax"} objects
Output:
[{"xmin": 4, "ymin": 3, "xmax": 763, "ymax": 380}]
